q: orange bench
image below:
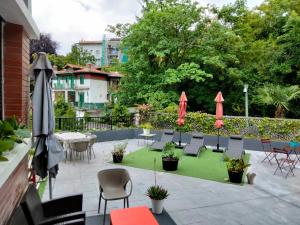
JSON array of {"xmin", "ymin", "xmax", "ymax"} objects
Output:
[{"xmin": 110, "ymin": 206, "xmax": 159, "ymax": 225}]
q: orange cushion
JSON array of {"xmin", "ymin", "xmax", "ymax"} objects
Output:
[{"xmin": 110, "ymin": 206, "xmax": 159, "ymax": 225}]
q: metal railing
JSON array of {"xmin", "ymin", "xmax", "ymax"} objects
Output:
[{"xmin": 55, "ymin": 115, "xmax": 135, "ymax": 131}]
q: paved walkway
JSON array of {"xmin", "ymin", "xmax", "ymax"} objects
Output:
[{"xmin": 43, "ymin": 139, "xmax": 300, "ymax": 225}]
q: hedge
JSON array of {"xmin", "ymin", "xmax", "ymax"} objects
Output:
[{"xmin": 146, "ymin": 112, "xmax": 300, "ymax": 141}]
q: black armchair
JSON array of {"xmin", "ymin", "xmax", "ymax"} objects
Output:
[
  {"xmin": 8, "ymin": 207, "xmax": 29, "ymax": 225},
  {"xmin": 21, "ymin": 184, "xmax": 85, "ymax": 225}
]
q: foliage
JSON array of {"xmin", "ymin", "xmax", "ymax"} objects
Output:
[
  {"xmin": 162, "ymin": 142, "xmax": 180, "ymax": 160},
  {"xmin": 65, "ymin": 44, "xmax": 96, "ymax": 66},
  {"xmin": 54, "ymin": 95, "xmax": 76, "ymax": 118},
  {"xmin": 112, "ymin": 142, "xmax": 127, "ymax": 156},
  {"xmin": 107, "ymin": 0, "xmax": 300, "ymax": 118},
  {"xmin": 140, "ymin": 122, "xmax": 153, "ymax": 129},
  {"xmin": 111, "ymin": 104, "xmax": 130, "ymax": 119},
  {"xmin": 30, "ymin": 33, "xmax": 58, "ymax": 63},
  {"xmin": 47, "ymin": 45, "xmax": 96, "ymax": 69},
  {"xmin": 146, "ymin": 112, "xmax": 300, "ymax": 141},
  {"xmin": 227, "ymin": 158, "xmax": 250, "ymax": 173},
  {"xmin": 0, "ymin": 117, "xmax": 28, "ymax": 161},
  {"xmin": 146, "ymin": 185, "xmax": 169, "ymax": 200},
  {"xmin": 254, "ymin": 84, "xmax": 300, "ymax": 118}
]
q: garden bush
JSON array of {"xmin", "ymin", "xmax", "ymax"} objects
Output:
[{"xmin": 146, "ymin": 112, "xmax": 300, "ymax": 141}]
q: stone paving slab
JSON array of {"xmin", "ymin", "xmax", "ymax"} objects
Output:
[{"xmin": 43, "ymin": 139, "xmax": 300, "ymax": 225}]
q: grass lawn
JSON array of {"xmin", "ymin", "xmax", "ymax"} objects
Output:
[
  {"xmin": 120, "ymin": 148, "xmax": 250, "ymax": 184},
  {"xmin": 38, "ymin": 179, "xmax": 47, "ymax": 198}
]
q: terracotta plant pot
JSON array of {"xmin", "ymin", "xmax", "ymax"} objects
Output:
[{"xmin": 112, "ymin": 154, "xmax": 123, "ymax": 163}]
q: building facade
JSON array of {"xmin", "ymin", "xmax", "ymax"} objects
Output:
[
  {"xmin": 0, "ymin": 1, "xmax": 39, "ymax": 224},
  {"xmin": 0, "ymin": 0, "xmax": 39, "ymax": 123},
  {"xmin": 52, "ymin": 64, "xmax": 121, "ymax": 110},
  {"xmin": 78, "ymin": 36, "xmax": 128, "ymax": 67}
]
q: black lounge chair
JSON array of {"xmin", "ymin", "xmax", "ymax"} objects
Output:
[
  {"xmin": 21, "ymin": 184, "xmax": 85, "ymax": 225},
  {"xmin": 224, "ymin": 135, "xmax": 245, "ymax": 159},
  {"xmin": 183, "ymin": 132, "xmax": 206, "ymax": 157},
  {"xmin": 151, "ymin": 129, "xmax": 174, "ymax": 151}
]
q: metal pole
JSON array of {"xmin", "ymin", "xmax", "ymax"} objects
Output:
[
  {"xmin": 179, "ymin": 130, "xmax": 182, "ymax": 147},
  {"xmin": 217, "ymin": 128, "xmax": 220, "ymax": 151},
  {"xmin": 49, "ymin": 176, "xmax": 53, "ymax": 199},
  {"xmin": 244, "ymin": 84, "xmax": 249, "ymax": 127}
]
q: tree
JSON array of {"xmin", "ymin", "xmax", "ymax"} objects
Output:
[
  {"xmin": 65, "ymin": 44, "xmax": 96, "ymax": 66},
  {"xmin": 117, "ymin": 0, "xmax": 212, "ymax": 109},
  {"xmin": 254, "ymin": 84, "xmax": 300, "ymax": 118},
  {"xmin": 54, "ymin": 95, "xmax": 76, "ymax": 118},
  {"xmin": 30, "ymin": 33, "xmax": 58, "ymax": 62},
  {"xmin": 47, "ymin": 54, "xmax": 67, "ymax": 70}
]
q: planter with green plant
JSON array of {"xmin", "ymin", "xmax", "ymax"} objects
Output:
[
  {"xmin": 111, "ymin": 142, "xmax": 127, "ymax": 163},
  {"xmin": 0, "ymin": 117, "xmax": 31, "ymax": 161},
  {"xmin": 140, "ymin": 122, "xmax": 153, "ymax": 135},
  {"xmin": 146, "ymin": 158, "xmax": 169, "ymax": 214},
  {"xmin": 146, "ymin": 185, "xmax": 169, "ymax": 214},
  {"xmin": 162, "ymin": 142, "xmax": 180, "ymax": 171},
  {"xmin": 227, "ymin": 158, "xmax": 250, "ymax": 183}
]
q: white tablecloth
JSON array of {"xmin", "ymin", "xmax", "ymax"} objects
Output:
[{"xmin": 55, "ymin": 132, "xmax": 91, "ymax": 143}]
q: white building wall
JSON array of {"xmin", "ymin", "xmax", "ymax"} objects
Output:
[
  {"xmin": 88, "ymin": 79, "xmax": 108, "ymax": 103},
  {"xmin": 78, "ymin": 43, "xmax": 102, "ymax": 66}
]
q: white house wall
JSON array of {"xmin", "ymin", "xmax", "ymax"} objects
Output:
[{"xmin": 88, "ymin": 79, "xmax": 108, "ymax": 103}]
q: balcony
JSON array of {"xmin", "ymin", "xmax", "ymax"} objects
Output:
[{"xmin": 53, "ymin": 83, "xmax": 75, "ymax": 90}]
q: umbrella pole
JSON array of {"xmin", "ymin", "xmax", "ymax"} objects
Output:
[
  {"xmin": 49, "ymin": 176, "xmax": 53, "ymax": 199},
  {"xmin": 179, "ymin": 130, "xmax": 182, "ymax": 147},
  {"xmin": 217, "ymin": 128, "xmax": 220, "ymax": 151}
]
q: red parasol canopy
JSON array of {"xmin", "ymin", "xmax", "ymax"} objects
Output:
[
  {"xmin": 214, "ymin": 91, "xmax": 224, "ymax": 129},
  {"xmin": 177, "ymin": 91, "xmax": 187, "ymax": 126}
]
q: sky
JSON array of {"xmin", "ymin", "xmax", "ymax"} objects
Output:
[{"xmin": 32, "ymin": 0, "xmax": 263, "ymax": 55}]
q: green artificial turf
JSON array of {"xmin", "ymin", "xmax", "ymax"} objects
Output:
[
  {"xmin": 38, "ymin": 179, "xmax": 47, "ymax": 198},
  {"xmin": 120, "ymin": 148, "xmax": 250, "ymax": 184}
]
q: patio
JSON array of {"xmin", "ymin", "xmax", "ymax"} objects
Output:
[{"xmin": 43, "ymin": 139, "xmax": 300, "ymax": 225}]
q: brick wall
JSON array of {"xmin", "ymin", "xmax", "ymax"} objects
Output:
[
  {"xmin": 0, "ymin": 156, "xmax": 29, "ymax": 225},
  {"xmin": 3, "ymin": 22, "xmax": 30, "ymax": 124}
]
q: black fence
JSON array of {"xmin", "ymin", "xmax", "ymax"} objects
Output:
[{"xmin": 55, "ymin": 115, "xmax": 135, "ymax": 131}]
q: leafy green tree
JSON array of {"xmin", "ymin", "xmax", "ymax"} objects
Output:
[
  {"xmin": 54, "ymin": 95, "xmax": 76, "ymax": 118},
  {"xmin": 48, "ymin": 54, "xmax": 67, "ymax": 70},
  {"xmin": 254, "ymin": 84, "xmax": 300, "ymax": 118},
  {"xmin": 65, "ymin": 44, "xmax": 96, "ymax": 66}
]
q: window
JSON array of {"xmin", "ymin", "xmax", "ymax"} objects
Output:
[
  {"xmin": 80, "ymin": 75, "xmax": 84, "ymax": 84},
  {"xmin": 79, "ymin": 92, "xmax": 84, "ymax": 107},
  {"xmin": 70, "ymin": 76, "xmax": 74, "ymax": 89},
  {"xmin": 0, "ymin": 17, "xmax": 4, "ymax": 119}
]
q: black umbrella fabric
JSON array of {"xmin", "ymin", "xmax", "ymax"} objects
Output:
[{"xmin": 30, "ymin": 52, "xmax": 64, "ymax": 199}]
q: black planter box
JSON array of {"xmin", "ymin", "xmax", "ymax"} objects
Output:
[
  {"xmin": 162, "ymin": 158, "xmax": 179, "ymax": 171},
  {"xmin": 113, "ymin": 155, "xmax": 123, "ymax": 163},
  {"xmin": 228, "ymin": 171, "xmax": 244, "ymax": 183}
]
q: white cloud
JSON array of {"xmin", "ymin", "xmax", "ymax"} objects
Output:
[{"xmin": 32, "ymin": 0, "xmax": 262, "ymax": 55}]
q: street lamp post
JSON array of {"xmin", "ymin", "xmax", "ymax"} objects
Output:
[{"xmin": 243, "ymin": 84, "xmax": 249, "ymax": 127}]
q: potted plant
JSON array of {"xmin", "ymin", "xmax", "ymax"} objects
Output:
[
  {"xmin": 227, "ymin": 158, "xmax": 250, "ymax": 183},
  {"xmin": 140, "ymin": 122, "xmax": 153, "ymax": 135},
  {"xmin": 111, "ymin": 142, "xmax": 127, "ymax": 163},
  {"xmin": 146, "ymin": 185, "xmax": 169, "ymax": 214},
  {"xmin": 162, "ymin": 142, "xmax": 180, "ymax": 171},
  {"xmin": 146, "ymin": 158, "xmax": 169, "ymax": 214},
  {"xmin": 0, "ymin": 117, "xmax": 30, "ymax": 161}
]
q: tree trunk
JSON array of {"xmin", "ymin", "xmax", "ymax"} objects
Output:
[{"xmin": 275, "ymin": 105, "xmax": 285, "ymax": 118}]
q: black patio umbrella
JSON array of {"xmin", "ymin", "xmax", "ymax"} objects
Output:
[{"xmin": 30, "ymin": 52, "xmax": 64, "ymax": 199}]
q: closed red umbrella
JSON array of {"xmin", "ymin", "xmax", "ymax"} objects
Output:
[
  {"xmin": 214, "ymin": 91, "xmax": 224, "ymax": 152},
  {"xmin": 177, "ymin": 92, "xmax": 187, "ymax": 147},
  {"xmin": 177, "ymin": 92, "xmax": 187, "ymax": 126}
]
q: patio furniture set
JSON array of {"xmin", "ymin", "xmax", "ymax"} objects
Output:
[
  {"xmin": 55, "ymin": 132, "xmax": 97, "ymax": 163},
  {"xmin": 261, "ymin": 138, "xmax": 300, "ymax": 178},
  {"xmin": 150, "ymin": 129, "xmax": 245, "ymax": 159},
  {"xmin": 9, "ymin": 167, "xmax": 159, "ymax": 225}
]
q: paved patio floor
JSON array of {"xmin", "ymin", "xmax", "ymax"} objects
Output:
[{"xmin": 43, "ymin": 139, "xmax": 300, "ymax": 225}]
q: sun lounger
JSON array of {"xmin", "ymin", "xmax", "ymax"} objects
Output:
[
  {"xmin": 224, "ymin": 135, "xmax": 245, "ymax": 159},
  {"xmin": 150, "ymin": 129, "xmax": 174, "ymax": 151},
  {"xmin": 183, "ymin": 132, "xmax": 206, "ymax": 156}
]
